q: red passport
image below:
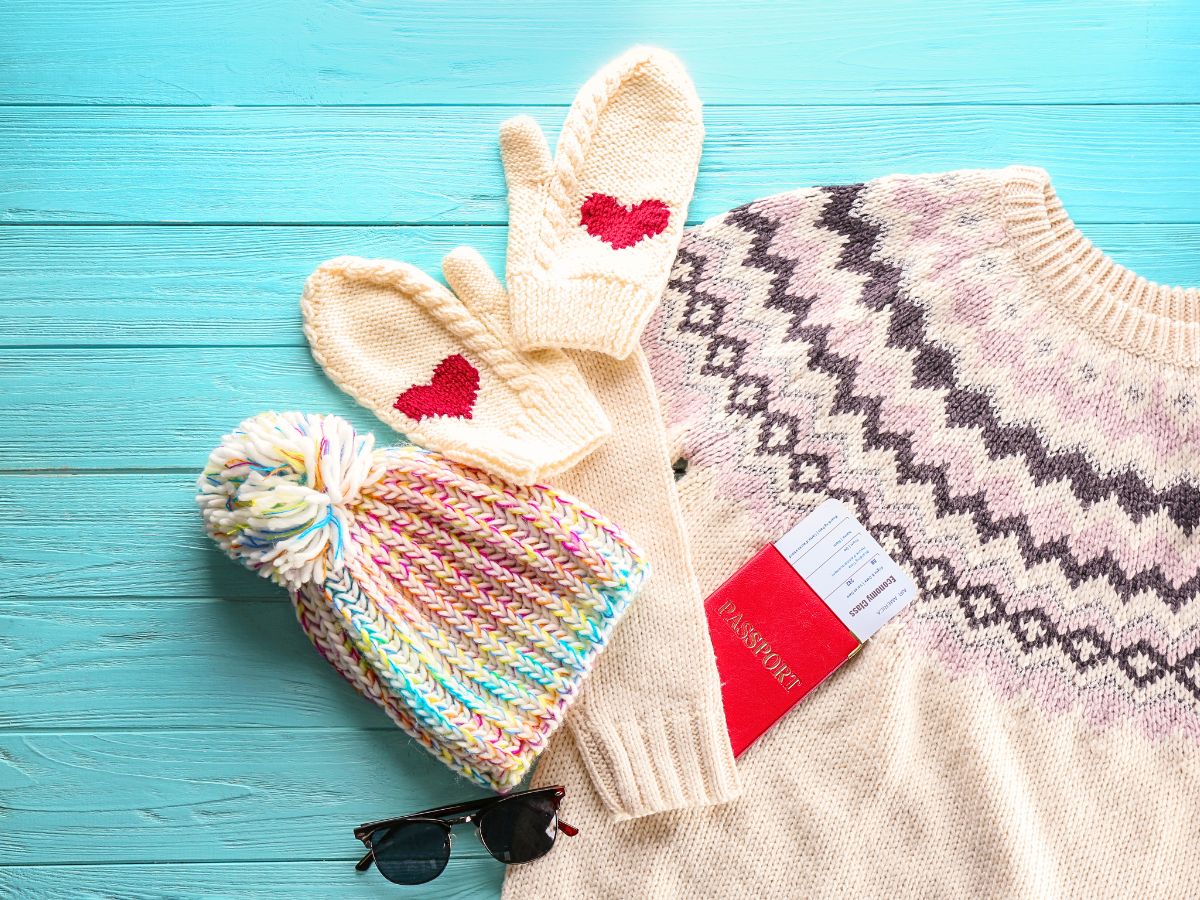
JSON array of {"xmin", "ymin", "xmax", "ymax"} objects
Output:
[{"xmin": 705, "ymin": 544, "xmax": 860, "ymax": 756}]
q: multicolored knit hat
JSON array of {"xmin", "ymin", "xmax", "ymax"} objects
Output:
[{"xmin": 196, "ymin": 411, "xmax": 649, "ymax": 791}]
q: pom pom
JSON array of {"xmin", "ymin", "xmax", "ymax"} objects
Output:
[{"xmin": 197, "ymin": 412, "xmax": 379, "ymax": 588}]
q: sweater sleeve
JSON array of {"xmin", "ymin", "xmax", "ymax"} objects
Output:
[{"xmin": 554, "ymin": 350, "xmax": 742, "ymax": 819}]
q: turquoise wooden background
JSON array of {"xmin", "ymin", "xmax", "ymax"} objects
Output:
[{"xmin": 2, "ymin": 2, "xmax": 1198, "ymax": 897}]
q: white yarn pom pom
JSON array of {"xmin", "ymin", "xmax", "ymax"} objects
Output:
[{"xmin": 197, "ymin": 412, "xmax": 379, "ymax": 588}]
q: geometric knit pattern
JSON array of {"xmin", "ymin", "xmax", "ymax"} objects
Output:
[
  {"xmin": 197, "ymin": 411, "xmax": 648, "ymax": 791},
  {"xmin": 645, "ymin": 166, "xmax": 1200, "ymax": 741},
  {"xmin": 502, "ymin": 166, "xmax": 1200, "ymax": 900}
]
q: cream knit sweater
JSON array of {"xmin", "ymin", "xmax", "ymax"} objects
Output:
[
  {"xmin": 299, "ymin": 48, "xmax": 741, "ymax": 816},
  {"xmin": 505, "ymin": 167, "xmax": 1200, "ymax": 899}
]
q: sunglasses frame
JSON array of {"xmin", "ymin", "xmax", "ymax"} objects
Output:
[{"xmin": 354, "ymin": 785, "xmax": 578, "ymax": 881}]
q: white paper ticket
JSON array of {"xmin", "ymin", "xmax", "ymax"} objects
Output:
[{"xmin": 773, "ymin": 499, "xmax": 917, "ymax": 642}]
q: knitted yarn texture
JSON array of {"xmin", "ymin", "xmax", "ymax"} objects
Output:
[
  {"xmin": 503, "ymin": 46, "xmax": 704, "ymax": 358},
  {"xmin": 505, "ymin": 167, "xmax": 1200, "ymax": 898},
  {"xmin": 318, "ymin": 242, "xmax": 745, "ymax": 819},
  {"xmin": 294, "ymin": 47, "xmax": 739, "ymax": 818},
  {"xmin": 441, "ymin": 69, "xmax": 741, "ymax": 817},
  {"xmin": 302, "ymin": 253, "xmax": 610, "ymax": 485},
  {"xmin": 197, "ymin": 411, "xmax": 648, "ymax": 791},
  {"xmin": 490, "ymin": 49, "xmax": 739, "ymax": 815}
]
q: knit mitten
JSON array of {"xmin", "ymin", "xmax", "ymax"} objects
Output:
[
  {"xmin": 443, "ymin": 250, "xmax": 742, "ymax": 819},
  {"xmin": 302, "ymin": 254, "xmax": 609, "ymax": 484},
  {"xmin": 502, "ymin": 46, "xmax": 704, "ymax": 359}
]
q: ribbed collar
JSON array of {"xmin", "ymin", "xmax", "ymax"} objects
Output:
[{"xmin": 1001, "ymin": 166, "xmax": 1199, "ymax": 368}]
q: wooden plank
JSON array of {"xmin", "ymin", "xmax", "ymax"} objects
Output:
[
  {"xmin": 4, "ymin": 224, "xmax": 1198, "ymax": 348},
  {"xmin": 0, "ymin": 348, "xmax": 384, "ymax": 469},
  {"xmin": 4, "ymin": 106, "xmax": 1199, "ymax": 224},
  {"xmin": 0, "ymin": 475, "xmax": 276, "ymax": 599},
  {"xmin": 0, "ymin": 226, "xmax": 508, "ymax": 347},
  {"xmin": 0, "ymin": 859, "xmax": 502, "ymax": 900},
  {"xmin": 0, "ymin": 728, "xmax": 515, "ymax": 868},
  {"xmin": 0, "ymin": 599, "xmax": 393, "ymax": 730},
  {"xmin": 3, "ymin": 0, "xmax": 1197, "ymax": 105}
]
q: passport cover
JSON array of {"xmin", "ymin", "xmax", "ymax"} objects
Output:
[{"xmin": 705, "ymin": 544, "xmax": 861, "ymax": 757}]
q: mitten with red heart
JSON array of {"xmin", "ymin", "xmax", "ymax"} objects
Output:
[
  {"xmin": 301, "ymin": 252, "xmax": 610, "ymax": 484},
  {"xmin": 502, "ymin": 46, "xmax": 704, "ymax": 359}
]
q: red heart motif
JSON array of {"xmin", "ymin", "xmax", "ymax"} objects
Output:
[
  {"xmin": 579, "ymin": 193, "xmax": 671, "ymax": 249},
  {"xmin": 394, "ymin": 354, "xmax": 479, "ymax": 421}
]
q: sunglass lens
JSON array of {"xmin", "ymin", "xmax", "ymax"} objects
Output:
[
  {"xmin": 478, "ymin": 792, "xmax": 559, "ymax": 864},
  {"xmin": 369, "ymin": 820, "xmax": 451, "ymax": 885}
]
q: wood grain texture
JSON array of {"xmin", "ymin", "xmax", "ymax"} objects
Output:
[
  {"xmin": 1, "ymin": 347, "xmax": 382, "ymax": 469},
  {"xmin": 1, "ymin": 474, "xmax": 285, "ymax": 598},
  {"xmin": 5, "ymin": 105, "xmax": 1199, "ymax": 224},
  {"xmin": 0, "ymin": 226, "xmax": 508, "ymax": 347},
  {"xmin": 4, "ymin": 3, "xmax": 1199, "ymax": 897},
  {"xmin": 4, "ymin": 0, "xmax": 1197, "ymax": 105},
  {"xmin": 0, "ymin": 860, "xmax": 501, "ymax": 900},
  {"xmin": 4, "ymin": 224, "xmax": 1197, "ymax": 348},
  {"xmin": 0, "ymin": 728, "xmax": 507, "ymax": 869},
  {"xmin": 0, "ymin": 598, "xmax": 389, "ymax": 729}
]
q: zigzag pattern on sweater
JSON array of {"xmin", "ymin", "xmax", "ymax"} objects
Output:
[{"xmin": 645, "ymin": 171, "xmax": 1200, "ymax": 739}]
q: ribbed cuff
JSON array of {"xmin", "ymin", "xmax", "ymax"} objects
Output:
[
  {"xmin": 568, "ymin": 703, "xmax": 742, "ymax": 820},
  {"xmin": 509, "ymin": 274, "xmax": 662, "ymax": 359}
]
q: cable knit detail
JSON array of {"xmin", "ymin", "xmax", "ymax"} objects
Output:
[
  {"xmin": 501, "ymin": 47, "xmax": 704, "ymax": 358},
  {"xmin": 301, "ymin": 254, "xmax": 611, "ymax": 484}
]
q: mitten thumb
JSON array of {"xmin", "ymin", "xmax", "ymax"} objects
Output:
[
  {"xmin": 499, "ymin": 115, "xmax": 553, "ymax": 193},
  {"xmin": 442, "ymin": 247, "xmax": 511, "ymax": 340},
  {"xmin": 500, "ymin": 116, "xmax": 554, "ymax": 278}
]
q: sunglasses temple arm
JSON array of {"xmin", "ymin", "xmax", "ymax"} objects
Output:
[
  {"xmin": 559, "ymin": 819, "xmax": 580, "ymax": 837},
  {"xmin": 355, "ymin": 849, "xmax": 376, "ymax": 872}
]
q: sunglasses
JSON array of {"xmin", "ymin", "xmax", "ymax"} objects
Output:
[{"xmin": 353, "ymin": 786, "xmax": 578, "ymax": 885}]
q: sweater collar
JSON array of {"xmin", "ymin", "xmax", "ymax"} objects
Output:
[{"xmin": 1001, "ymin": 166, "xmax": 1199, "ymax": 368}]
